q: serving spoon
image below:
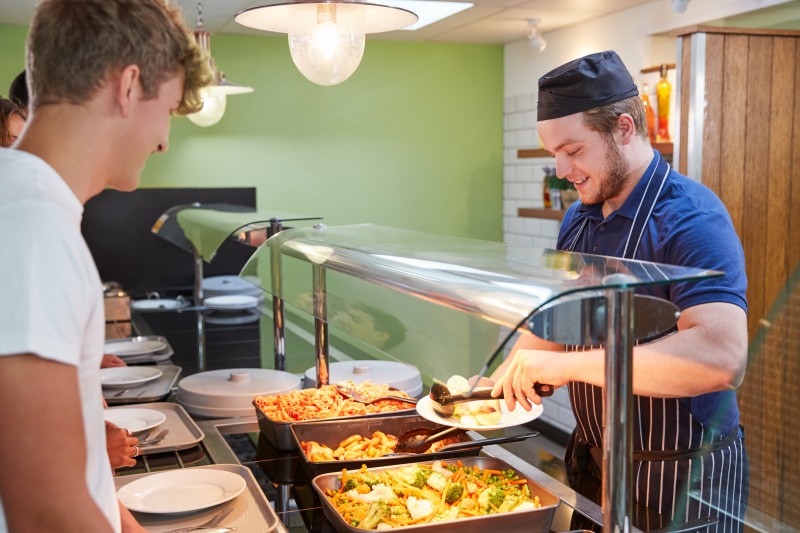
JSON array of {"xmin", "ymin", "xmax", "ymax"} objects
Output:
[{"xmin": 394, "ymin": 426, "xmax": 540, "ymax": 454}]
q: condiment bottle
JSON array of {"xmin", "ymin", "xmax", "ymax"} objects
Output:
[
  {"xmin": 656, "ymin": 64, "xmax": 671, "ymax": 141},
  {"xmin": 641, "ymin": 83, "xmax": 656, "ymax": 143}
]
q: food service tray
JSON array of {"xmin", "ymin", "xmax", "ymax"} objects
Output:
[
  {"xmin": 106, "ymin": 402, "xmax": 204, "ymax": 455},
  {"xmin": 104, "ymin": 364, "xmax": 181, "ymax": 405},
  {"xmin": 312, "ymin": 456, "xmax": 560, "ymax": 533},
  {"xmin": 115, "ymin": 464, "xmax": 282, "ymax": 532},
  {"xmin": 254, "ymin": 400, "xmax": 416, "ymax": 452},
  {"xmin": 290, "ymin": 413, "xmax": 480, "ymax": 477}
]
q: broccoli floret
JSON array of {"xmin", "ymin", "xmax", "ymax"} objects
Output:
[
  {"xmin": 359, "ymin": 501, "xmax": 390, "ymax": 529},
  {"xmin": 342, "ymin": 478, "xmax": 359, "ymax": 492},
  {"xmin": 477, "ymin": 486, "xmax": 505, "ymax": 511},
  {"xmin": 445, "ymin": 482, "xmax": 464, "ymax": 504},
  {"xmin": 396, "ymin": 465, "xmax": 431, "ymax": 489}
]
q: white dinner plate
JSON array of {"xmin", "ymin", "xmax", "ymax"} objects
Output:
[
  {"xmin": 415, "ymin": 395, "xmax": 544, "ymax": 430},
  {"xmin": 104, "ymin": 339, "xmax": 167, "ymax": 357},
  {"xmin": 204, "ymin": 295, "xmax": 259, "ymax": 311},
  {"xmin": 117, "ymin": 469, "xmax": 246, "ymax": 514},
  {"xmin": 131, "ymin": 299, "xmax": 186, "ymax": 311},
  {"xmin": 104, "ymin": 408, "xmax": 166, "ymax": 433},
  {"xmin": 100, "ymin": 367, "xmax": 163, "ymax": 389}
]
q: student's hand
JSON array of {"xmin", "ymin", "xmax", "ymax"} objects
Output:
[
  {"xmin": 101, "ymin": 354, "xmax": 127, "ymax": 368},
  {"xmin": 105, "ymin": 421, "xmax": 139, "ymax": 470}
]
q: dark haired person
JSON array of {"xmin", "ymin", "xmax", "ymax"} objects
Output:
[
  {"xmin": 0, "ymin": 97, "xmax": 24, "ymax": 147},
  {"xmin": 0, "ymin": 1, "xmax": 211, "ymax": 531},
  {"xmin": 491, "ymin": 51, "xmax": 748, "ymax": 531},
  {"xmin": 8, "ymin": 70, "xmax": 28, "ymax": 112}
]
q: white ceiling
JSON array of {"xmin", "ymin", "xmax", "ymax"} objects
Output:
[
  {"xmin": 1, "ymin": 0, "xmax": 797, "ymax": 44},
  {"xmin": 0, "ymin": 0, "xmax": 659, "ymax": 45}
]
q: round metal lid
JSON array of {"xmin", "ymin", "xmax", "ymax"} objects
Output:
[
  {"xmin": 304, "ymin": 360, "xmax": 422, "ymax": 396},
  {"xmin": 177, "ymin": 368, "xmax": 300, "ymax": 409},
  {"xmin": 202, "ymin": 275, "xmax": 262, "ymax": 294}
]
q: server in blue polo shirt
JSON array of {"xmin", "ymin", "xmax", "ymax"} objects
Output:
[{"xmin": 491, "ymin": 51, "xmax": 748, "ymax": 531}]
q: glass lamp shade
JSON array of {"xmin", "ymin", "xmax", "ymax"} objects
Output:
[
  {"xmin": 236, "ymin": 1, "xmax": 417, "ymax": 86},
  {"xmin": 187, "ymin": 87, "xmax": 227, "ymax": 127},
  {"xmin": 288, "ymin": 3, "xmax": 365, "ymax": 86}
]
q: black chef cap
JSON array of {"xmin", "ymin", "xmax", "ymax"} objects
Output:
[{"xmin": 537, "ymin": 50, "xmax": 638, "ymax": 121}]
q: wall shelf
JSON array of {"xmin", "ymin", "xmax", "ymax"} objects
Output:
[
  {"xmin": 518, "ymin": 143, "xmax": 672, "ymax": 159},
  {"xmin": 518, "ymin": 207, "xmax": 566, "ymax": 221}
]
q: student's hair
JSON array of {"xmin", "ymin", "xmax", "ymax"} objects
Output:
[
  {"xmin": 8, "ymin": 71, "xmax": 28, "ymax": 111},
  {"xmin": 582, "ymin": 95, "xmax": 649, "ymax": 140},
  {"xmin": 0, "ymin": 97, "xmax": 23, "ymax": 147},
  {"xmin": 26, "ymin": 0, "xmax": 211, "ymax": 115}
]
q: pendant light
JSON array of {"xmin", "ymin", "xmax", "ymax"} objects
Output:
[
  {"xmin": 188, "ymin": 1, "xmax": 254, "ymax": 127},
  {"xmin": 235, "ymin": 1, "xmax": 418, "ymax": 86},
  {"xmin": 527, "ymin": 19, "xmax": 547, "ymax": 53}
]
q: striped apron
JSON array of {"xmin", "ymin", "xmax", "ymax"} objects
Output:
[{"xmin": 563, "ymin": 154, "xmax": 749, "ymax": 532}]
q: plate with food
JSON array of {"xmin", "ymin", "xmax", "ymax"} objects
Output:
[{"xmin": 415, "ymin": 375, "xmax": 546, "ymax": 431}]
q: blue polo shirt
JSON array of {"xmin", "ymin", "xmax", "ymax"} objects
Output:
[{"xmin": 556, "ymin": 150, "xmax": 747, "ymax": 434}]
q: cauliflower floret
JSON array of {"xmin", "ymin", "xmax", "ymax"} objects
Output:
[
  {"xmin": 466, "ymin": 481, "xmax": 479, "ymax": 494},
  {"xmin": 406, "ymin": 496, "xmax": 435, "ymax": 521},
  {"xmin": 395, "ymin": 465, "xmax": 430, "ymax": 488},
  {"xmin": 458, "ymin": 498, "xmax": 476, "ymax": 510},
  {"xmin": 431, "ymin": 461, "xmax": 454, "ymax": 478},
  {"xmin": 376, "ymin": 523, "xmax": 394, "ymax": 530},
  {"xmin": 425, "ymin": 471, "xmax": 448, "ymax": 492},
  {"xmin": 513, "ymin": 500, "xmax": 539, "ymax": 512},
  {"xmin": 354, "ymin": 483, "xmax": 394, "ymax": 503},
  {"xmin": 431, "ymin": 507, "xmax": 459, "ymax": 523}
]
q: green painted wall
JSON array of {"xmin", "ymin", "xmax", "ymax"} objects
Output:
[{"xmin": 1, "ymin": 25, "xmax": 503, "ymax": 241}]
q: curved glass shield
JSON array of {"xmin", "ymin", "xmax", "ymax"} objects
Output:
[
  {"xmin": 151, "ymin": 203, "xmax": 322, "ymax": 262},
  {"xmin": 241, "ymin": 224, "xmax": 721, "ymax": 382}
]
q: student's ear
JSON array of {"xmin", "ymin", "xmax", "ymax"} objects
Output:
[{"xmin": 115, "ymin": 65, "xmax": 141, "ymax": 118}]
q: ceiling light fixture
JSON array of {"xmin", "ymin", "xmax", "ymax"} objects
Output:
[
  {"xmin": 527, "ymin": 19, "xmax": 547, "ymax": 52},
  {"xmin": 235, "ymin": 1, "xmax": 418, "ymax": 86},
  {"xmin": 672, "ymin": 0, "xmax": 690, "ymax": 13},
  {"xmin": 188, "ymin": 1, "xmax": 254, "ymax": 127}
]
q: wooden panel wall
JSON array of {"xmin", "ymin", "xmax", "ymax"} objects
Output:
[{"xmin": 677, "ymin": 28, "xmax": 800, "ymax": 530}]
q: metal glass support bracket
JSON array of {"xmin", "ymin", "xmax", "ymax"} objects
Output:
[
  {"xmin": 270, "ymin": 218, "xmax": 286, "ymax": 371},
  {"xmin": 603, "ymin": 282, "xmax": 635, "ymax": 533},
  {"xmin": 193, "ymin": 251, "xmax": 206, "ymax": 372},
  {"xmin": 313, "ymin": 264, "xmax": 329, "ymax": 387}
]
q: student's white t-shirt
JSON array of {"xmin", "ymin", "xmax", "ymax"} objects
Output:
[{"xmin": 0, "ymin": 149, "xmax": 120, "ymax": 532}]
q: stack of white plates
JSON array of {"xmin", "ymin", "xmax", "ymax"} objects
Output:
[
  {"xmin": 204, "ymin": 294, "xmax": 259, "ymax": 312},
  {"xmin": 202, "ymin": 275, "xmax": 265, "ymax": 301},
  {"xmin": 103, "ymin": 337, "xmax": 174, "ymax": 363}
]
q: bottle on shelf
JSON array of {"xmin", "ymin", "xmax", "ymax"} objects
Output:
[
  {"xmin": 641, "ymin": 83, "xmax": 656, "ymax": 143},
  {"xmin": 656, "ymin": 64, "xmax": 671, "ymax": 142}
]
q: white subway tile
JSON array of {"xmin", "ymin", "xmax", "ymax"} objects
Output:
[
  {"xmin": 516, "ymin": 165, "xmax": 534, "ymax": 181},
  {"xmin": 509, "ymin": 183, "xmax": 525, "ymax": 200},
  {"xmin": 509, "ymin": 217, "xmax": 525, "ymax": 234},
  {"xmin": 523, "ymin": 217, "xmax": 541, "ymax": 235},
  {"xmin": 507, "ymin": 112, "xmax": 524, "ymax": 130},
  {"xmin": 504, "ymin": 96, "xmax": 516, "ymax": 113},
  {"xmin": 516, "ymin": 129, "xmax": 536, "ymax": 148},
  {"xmin": 503, "ymin": 131, "xmax": 516, "ymax": 148},
  {"xmin": 515, "ymin": 94, "xmax": 535, "ymax": 112},
  {"xmin": 523, "ymin": 111, "xmax": 538, "ymax": 129}
]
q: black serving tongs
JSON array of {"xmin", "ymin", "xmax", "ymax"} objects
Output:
[{"xmin": 429, "ymin": 379, "xmax": 554, "ymax": 417}]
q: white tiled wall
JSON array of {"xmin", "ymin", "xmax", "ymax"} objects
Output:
[{"xmin": 502, "ymin": 92, "xmax": 576, "ymax": 435}]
